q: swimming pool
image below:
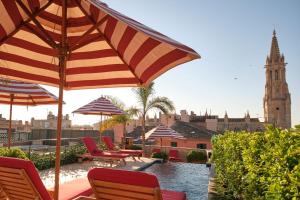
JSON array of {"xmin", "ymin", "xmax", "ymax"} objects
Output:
[{"xmin": 144, "ymin": 162, "xmax": 209, "ymax": 200}]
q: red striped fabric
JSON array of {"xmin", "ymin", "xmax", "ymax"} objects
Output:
[
  {"xmin": 73, "ymin": 96, "xmax": 125, "ymax": 116},
  {"xmin": 0, "ymin": 0, "xmax": 200, "ymax": 90},
  {"xmin": 145, "ymin": 124, "xmax": 184, "ymax": 139},
  {"xmin": 0, "ymin": 79, "xmax": 59, "ymax": 105}
]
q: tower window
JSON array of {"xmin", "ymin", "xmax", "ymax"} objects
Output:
[
  {"xmin": 276, "ymin": 107, "xmax": 279, "ymax": 110},
  {"xmin": 275, "ymin": 70, "xmax": 279, "ymax": 80},
  {"xmin": 270, "ymin": 71, "xmax": 272, "ymax": 80}
]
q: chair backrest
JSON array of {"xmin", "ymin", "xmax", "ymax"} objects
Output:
[
  {"xmin": 152, "ymin": 148, "xmax": 161, "ymax": 154},
  {"xmin": 169, "ymin": 149, "xmax": 179, "ymax": 158},
  {"xmin": 88, "ymin": 168, "xmax": 163, "ymax": 200},
  {"xmin": 102, "ymin": 136, "xmax": 115, "ymax": 150},
  {"xmin": 82, "ymin": 137, "xmax": 102, "ymax": 156},
  {"xmin": 0, "ymin": 157, "xmax": 52, "ymax": 200}
]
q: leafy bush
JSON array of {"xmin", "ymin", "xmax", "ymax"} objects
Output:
[
  {"xmin": 30, "ymin": 144, "xmax": 87, "ymax": 170},
  {"xmin": 0, "ymin": 148, "xmax": 28, "ymax": 159},
  {"xmin": 128, "ymin": 145, "xmax": 142, "ymax": 150},
  {"xmin": 186, "ymin": 150, "xmax": 207, "ymax": 163},
  {"xmin": 152, "ymin": 152, "xmax": 168, "ymax": 161},
  {"xmin": 212, "ymin": 126, "xmax": 300, "ymax": 199}
]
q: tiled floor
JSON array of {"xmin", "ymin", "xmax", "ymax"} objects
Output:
[{"xmin": 40, "ymin": 157, "xmax": 155, "ymax": 188}]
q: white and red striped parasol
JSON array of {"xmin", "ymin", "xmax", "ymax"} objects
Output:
[
  {"xmin": 0, "ymin": 1, "xmax": 200, "ymax": 198},
  {"xmin": 0, "ymin": 0, "xmax": 200, "ymax": 89},
  {"xmin": 0, "ymin": 78, "xmax": 59, "ymax": 148},
  {"xmin": 73, "ymin": 96, "xmax": 125, "ymax": 116},
  {"xmin": 145, "ymin": 124, "xmax": 184, "ymax": 139}
]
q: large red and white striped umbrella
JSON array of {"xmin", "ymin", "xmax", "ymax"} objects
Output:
[
  {"xmin": 0, "ymin": 0, "xmax": 200, "ymax": 89},
  {"xmin": 0, "ymin": 1, "xmax": 200, "ymax": 198},
  {"xmin": 0, "ymin": 78, "xmax": 59, "ymax": 148},
  {"xmin": 145, "ymin": 124, "xmax": 184, "ymax": 139},
  {"xmin": 73, "ymin": 96, "xmax": 125, "ymax": 116}
]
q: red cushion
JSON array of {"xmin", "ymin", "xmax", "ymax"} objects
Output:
[
  {"xmin": 162, "ymin": 190, "xmax": 186, "ymax": 200},
  {"xmin": 93, "ymin": 151, "xmax": 129, "ymax": 158},
  {"xmin": 82, "ymin": 137, "xmax": 102, "ymax": 156},
  {"xmin": 118, "ymin": 149, "xmax": 143, "ymax": 156},
  {"xmin": 56, "ymin": 178, "xmax": 92, "ymax": 200},
  {"xmin": 102, "ymin": 136, "xmax": 115, "ymax": 150},
  {"xmin": 88, "ymin": 168, "xmax": 160, "ymax": 188},
  {"xmin": 169, "ymin": 150, "xmax": 179, "ymax": 158},
  {"xmin": 0, "ymin": 157, "xmax": 52, "ymax": 200},
  {"xmin": 152, "ymin": 148, "xmax": 161, "ymax": 153}
]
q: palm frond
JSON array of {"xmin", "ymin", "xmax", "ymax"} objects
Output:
[{"xmin": 146, "ymin": 96, "xmax": 175, "ymax": 114}]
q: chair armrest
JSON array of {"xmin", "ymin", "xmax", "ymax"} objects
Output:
[{"xmin": 73, "ymin": 196, "xmax": 96, "ymax": 200}]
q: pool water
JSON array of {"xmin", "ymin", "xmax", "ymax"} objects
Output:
[{"xmin": 144, "ymin": 162, "xmax": 209, "ymax": 200}]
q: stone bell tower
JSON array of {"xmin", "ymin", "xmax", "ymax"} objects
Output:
[{"xmin": 263, "ymin": 30, "xmax": 291, "ymax": 128}]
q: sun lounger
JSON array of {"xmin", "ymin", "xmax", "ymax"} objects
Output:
[
  {"xmin": 75, "ymin": 167, "xmax": 187, "ymax": 200},
  {"xmin": 82, "ymin": 137, "xmax": 130, "ymax": 166},
  {"xmin": 152, "ymin": 148, "xmax": 161, "ymax": 154},
  {"xmin": 102, "ymin": 136, "xmax": 142, "ymax": 160},
  {"xmin": 0, "ymin": 157, "xmax": 92, "ymax": 200},
  {"xmin": 168, "ymin": 149, "xmax": 183, "ymax": 162}
]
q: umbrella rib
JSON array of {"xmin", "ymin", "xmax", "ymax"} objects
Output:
[
  {"xmin": 16, "ymin": 0, "xmax": 57, "ymax": 49},
  {"xmin": 0, "ymin": 0, "xmax": 54, "ymax": 46},
  {"xmin": 73, "ymin": 0, "xmax": 143, "ymax": 85},
  {"xmin": 28, "ymin": 95, "xmax": 37, "ymax": 106}
]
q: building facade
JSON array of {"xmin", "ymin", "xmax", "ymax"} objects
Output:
[
  {"xmin": 263, "ymin": 30, "xmax": 291, "ymax": 128},
  {"xmin": 31, "ymin": 111, "xmax": 71, "ymax": 129}
]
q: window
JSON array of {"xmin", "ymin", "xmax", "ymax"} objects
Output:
[
  {"xmin": 171, "ymin": 142, "xmax": 177, "ymax": 147},
  {"xmin": 270, "ymin": 71, "xmax": 272, "ymax": 80},
  {"xmin": 197, "ymin": 143, "xmax": 207, "ymax": 149}
]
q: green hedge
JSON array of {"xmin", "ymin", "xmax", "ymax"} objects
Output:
[
  {"xmin": 128, "ymin": 145, "xmax": 142, "ymax": 150},
  {"xmin": 186, "ymin": 150, "xmax": 207, "ymax": 163},
  {"xmin": 152, "ymin": 152, "xmax": 168, "ymax": 162},
  {"xmin": 212, "ymin": 126, "xmax": 300, "ymax": 199},
  {"xmin": 0, "ymin": 148, "xmax": 28, "ymax": 159},
  {"xmin": 0, "ymin": 144, "xmax": 87, "ymax": 171}
]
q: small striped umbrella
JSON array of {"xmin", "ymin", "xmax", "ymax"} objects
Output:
[
  {"xmin": 145, "ymin": 124, "xmax": 184, "ymax": 147},
  {"xmin": 0, "ymin": 1, "xmax": 200, "ymax": 198},
  {"xmin": 0, "ymin": 78, "xmax": 59, "ymax": 148},
  {"xmin": 73, "ymin": 96, "xmax": 125, "ymax": 142}
]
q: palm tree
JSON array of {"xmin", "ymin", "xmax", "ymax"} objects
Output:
[
  {"xmin": 101, "ymin": 96, "xmax": 138, "ymax": 147},
  {"xmin": 132, "ymin": 82, "xmax": 175, "ymax": 153}
]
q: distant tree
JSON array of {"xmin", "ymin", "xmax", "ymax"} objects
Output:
[
  {"xmin": 132, "ymin": 82, "xmax": 175, "ymax": 154},
  {"xmin": 295, "ymin": 124, "xmax": 300, "ymax": 130},
  {"xmin": 101, "ymin": 96, "xmax": 138, "ymax": 146}
]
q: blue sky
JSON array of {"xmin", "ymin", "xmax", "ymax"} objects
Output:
[{"xmin": 1, "ymin": 0, "xmax": 299, "ymax": 126}]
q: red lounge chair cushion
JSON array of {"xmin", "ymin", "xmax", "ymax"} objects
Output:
[
  {"xmin": 152, "ymin": 148, "xmax": 161, "ymax": 153},
  {"xmin": 102, "ymin": 136, "xmax": 142, "ymax": 156},
  {"xmin": 88, "ymin": 168, "xmax": 159, "ymax": 188},
  {"xmin": 102, "ymin": 136, "xmax": 115, "ymax": 150},
  {"xmin": 88, "ymin": 168, "xmax": 187, "ymax": 200},
  {"xmin": 162, "ymin": 190, "xmax": 186, "ymax": 200},
  {"xmin": 169, "ymin": 150, "xmax": 183, "ymax": 162},
  {"xmin": 82, "ymin": 137, "xmax": 103, "ymax": 156},
  {"xmin": 55, "ymin": 178, "xmax": 92, "ymax": 200},
  {"xmin": 0, "ymin": 157, "xmax": 52, "ymax": 200},
  {"xmin": 118, "ymin": 149, "xmax": 143, "ymax": 155},
  {"xmin": 95, "ymin": 151, "xmax": 129, "ymax": 158}
]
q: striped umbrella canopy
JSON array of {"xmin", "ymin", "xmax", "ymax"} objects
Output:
[
  {"xmin": 73, "ymin": 96, "xmax": 125, "ymax": 116},
  {"xmin": 145, "ymin": 124, "xmax": 184, "ymax": 140},
  {"xmin": 0, "ymin": 1, "xmax": 200, "ymax": 198},
  {"xmin": 0, "ymin": 78, "xmax": 59, "ymax": 148},
  {"xmin": 73, "ymin": 96, "xmax": 125, "ymax": 143}
]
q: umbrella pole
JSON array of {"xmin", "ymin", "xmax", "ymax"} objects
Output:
[
  {"xmin": 8, "ymin": 94, "xmax": 14, "ymax": 149},
  {"xmin": 99, "ymin": 113, "xmax": 103, "ymax": 143},
  {"xmin": 54, "ymin": 0, "xmax": 67, "ymax": 199}
]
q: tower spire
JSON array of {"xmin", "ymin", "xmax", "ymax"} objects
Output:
[{"xmin": 269, "ymin": 29, "xmax": 281, "ymax": 63}]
